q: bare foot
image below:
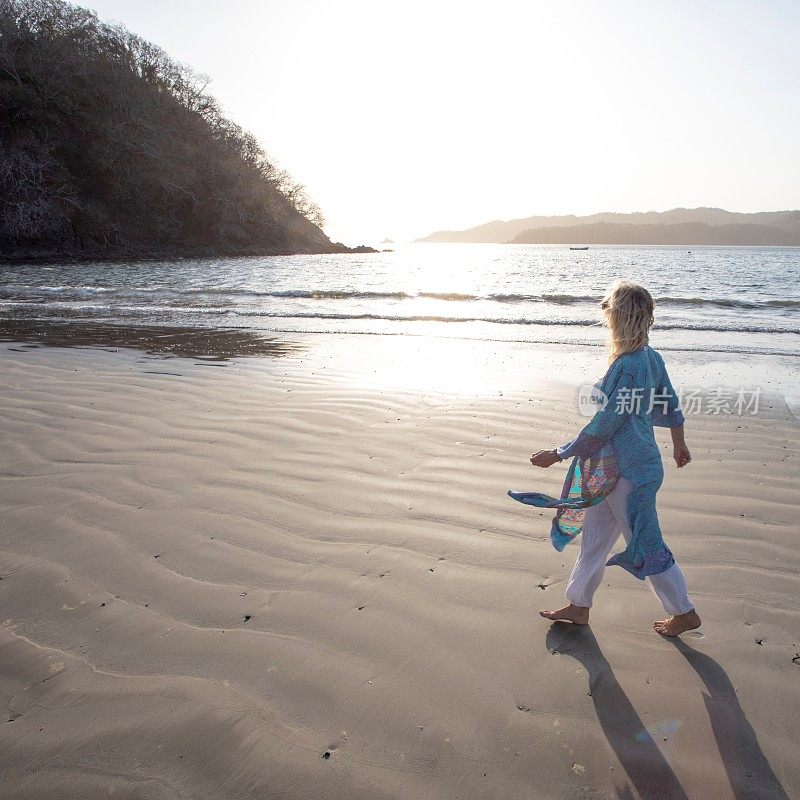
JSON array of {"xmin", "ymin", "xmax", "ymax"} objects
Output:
[
  {"xmin": 653, "ymin": 610, "xmax": 701, "ymax": 637},
  {"xmin": 539, "ymin": 604, "xmax": 590, "ymax": 626}
]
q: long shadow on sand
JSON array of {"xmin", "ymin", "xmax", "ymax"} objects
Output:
[
  {"xmin": 670, "ymin": 639, "xmax": 789, "ymax": 800},
  {"xmin": 546, "ymin": 625, "xmax": 790, "ymax": 800},
  {"xmin": 546, "ymin": 623, "xmax": 689, "ymax": 800}
]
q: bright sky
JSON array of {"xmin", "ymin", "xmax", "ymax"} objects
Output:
[{"xmin": 86, "ymin": 0, "xmax": 800, "ymax": 244}]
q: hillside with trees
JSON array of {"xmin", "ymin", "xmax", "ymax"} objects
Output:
[
  {"xmin": 0, "ymin": 0, "xmax": 358, "ymax": 259},
  {"xmin": 419, "ymin": 208, "xmax": 800, "ymax": 245}
]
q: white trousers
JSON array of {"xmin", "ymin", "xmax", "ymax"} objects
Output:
[{"xmin": 565, "ymin": 477, "xmax": 694, "ymax": 615}]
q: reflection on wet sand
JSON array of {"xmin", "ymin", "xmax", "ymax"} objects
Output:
[{"xmin": 0, "ymin": 320, "xmax": 303, "ymax": 361}]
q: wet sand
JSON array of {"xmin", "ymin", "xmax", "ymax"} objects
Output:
[{"xmin": 0, "ymin": 335, "xmax": 798, "ymax": 799}]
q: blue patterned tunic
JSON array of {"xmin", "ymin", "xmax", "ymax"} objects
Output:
[{"xmin": 554, "ymin": 345, "xmax": 684, "ymax": 578}]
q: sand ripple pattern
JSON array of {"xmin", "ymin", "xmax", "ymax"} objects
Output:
[{"xmin": 1, "ymin": 344, "xmax": 799, "ymax": 799}]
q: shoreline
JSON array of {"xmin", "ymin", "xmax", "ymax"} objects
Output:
[
  {"xmin": 2, "ymin": 319, "xmax": 799, "ymax": 418},
  {"xmin": 0, "ymin": 242, "xmax": 377, "ymax": 265}
]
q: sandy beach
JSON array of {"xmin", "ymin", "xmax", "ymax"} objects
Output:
[{"xmin": 1, "ymin": 335, "xmax": 798, "ymax": 799}]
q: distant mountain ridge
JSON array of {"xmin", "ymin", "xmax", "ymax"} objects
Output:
[
  {"xmin": 511, "ymin": 221, "xmax": 800, "ymax": 246},
  {"xmin": 418, "ymin": 208, "xmax": 800, "ymax": 246}
]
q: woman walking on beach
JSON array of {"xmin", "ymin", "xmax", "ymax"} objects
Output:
[{"xmin": 526, "ymin": 280, "xmax": 701, "ymax": 637}]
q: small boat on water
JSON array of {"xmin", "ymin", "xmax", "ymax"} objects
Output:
[{"xmin": 569, "ymin": 246, "xmax": 589, "ymax": 251}]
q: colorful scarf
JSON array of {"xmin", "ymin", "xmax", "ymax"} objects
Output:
[{"xmin": 508, "ymin": 444, "xmax": 618, "ymax": 551}]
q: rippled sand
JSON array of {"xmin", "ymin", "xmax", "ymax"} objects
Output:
[{"xmin": 0, "ymin": 338, "xmax": 798, "ymax": 799}]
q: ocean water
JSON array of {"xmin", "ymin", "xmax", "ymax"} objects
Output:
[{"xmin": 1, "ymin": 243, "xmax": 799, "ymax": 357}]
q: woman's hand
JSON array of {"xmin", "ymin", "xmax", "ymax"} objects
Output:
[
  {"xmin": 673, "ymin": 443, "xmax": 691, "ymax": 468},
  {"xmin": 530, "ymin": 449, "xmax": 562, "ymax": 468},
  {"xmin": 670, "ymin": 424, "xmax": 691, "ymax": 468}
]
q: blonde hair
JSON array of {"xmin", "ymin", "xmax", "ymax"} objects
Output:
[{"xmin": 600, "ymin": 280, "xmax": 654, "ymax": 362}]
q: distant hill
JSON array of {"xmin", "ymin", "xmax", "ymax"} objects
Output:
[
  {"xmin": 0, "ymin": 0, "xmax": 364, "ymax": 260},
  {"xmin": 418, "ymin": 208, "xmax": 800, "ymax": 246},
  {"xmin": 511, "ymin": 221, "xmax": 800, "ymax": 246}
]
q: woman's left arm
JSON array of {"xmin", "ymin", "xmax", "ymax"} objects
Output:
[{"xmin": 531, "ymin": 363, "xmax": 634, "ymax": 468}]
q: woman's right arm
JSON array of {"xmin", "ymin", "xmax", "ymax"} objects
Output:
[
  {"xmin": 670, "ymin": 424, "xmax": 691, "ymax": 467},
  {"xmin": 653, "ymin": 359, "xmax": 685, "ymax": 428}
]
